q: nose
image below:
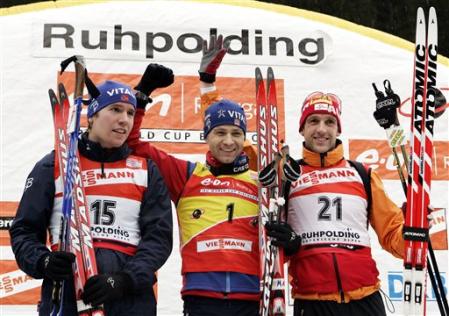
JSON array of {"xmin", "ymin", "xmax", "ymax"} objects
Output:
[
  {"xmin": 316, "ymin": 121, "xmax": 326, "ymax": 132},
  {"xmin": 223, "ymin": 133, "xmax": 234, "ymax": 145},
  {"xmin": 117, "ymin": 112, "xmax": 131, "ymax": 126}
]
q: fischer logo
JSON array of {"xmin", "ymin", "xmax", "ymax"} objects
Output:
[
  {"xmin": 41, "ymin": 25, "xmax": 327, "ymax": 64},
  {"xmin": 197, "ymin": 238, "xmax": 252, "ymax": 252}
]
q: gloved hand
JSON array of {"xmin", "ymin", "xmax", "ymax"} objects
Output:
[
  {"xmin": 198, "ymin": 34, "xmax": 227, "ymax": 83},
  {"xmin": 38, "ymin": 251, "xmax": 76, "ymax": 281},
  {"xmin": 282, "ymin": 156, "xmax": 301, "ymax": 182},
  {"xmin": 259, "ymin": 160, "xmax": 277, "ymax": 187},
  {"xmin": 82, "ymin": 272, "xmax": 132, "ymax": 306},
  {"xmin": 431, "ymin": 86, "xmax": 447, "ymax": 118},
  {"xmin": 402, "ymin": 202, "xmax": 436, "ymax": 229},
  {"xmin": 135, "ymin": 90, "xmax": 151, "ymax": 110},
  {"xmin": 372, "ymin": 80, "xmax": 401, "ymax": 129},
  {"xmin": 134, "ymin": 63, "xmax": 174, "ymax": 96},
  {"xmin": 265, "ymin": 222, "xmax": 301, "ymax": 256}
]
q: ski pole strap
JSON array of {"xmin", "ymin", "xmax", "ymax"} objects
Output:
[
  {"xmin": 348, "ymin": 160, "xmax": 372, "ymax": 215},
  {"xmin": 403, "ymin": 226, "xmax": 429, "ymax": 242}
]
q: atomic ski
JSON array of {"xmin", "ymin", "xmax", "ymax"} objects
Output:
[
  {"xmin": 372, "ymin": 79, "xmax": 448, "ymax": 315},
  {"xmin": 403, "ymin": 7, "xmax": 438, "ymax": 316},
  {"xmin": 50, "ymin": 56, "xmax": 103, "ymax": 316},
  {"xmin": 256, "ymin": 67, "xmax": 286, "ymax": 316}
]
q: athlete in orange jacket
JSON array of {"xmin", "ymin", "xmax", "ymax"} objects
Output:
[{"xmin": 262, "ymin": 92, "xmax": 404, "ymax": 316}]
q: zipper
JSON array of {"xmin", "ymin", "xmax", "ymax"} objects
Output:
[{"xmin": 332, "ymin": 253, "xmax": 345, "ymax": 303}]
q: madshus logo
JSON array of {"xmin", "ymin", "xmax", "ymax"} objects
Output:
[{"xmin": 43, "ymin": 25, "xmax": 326, "ymax": 64}]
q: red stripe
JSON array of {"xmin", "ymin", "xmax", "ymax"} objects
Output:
[
  {"xmin": 84, "ymin": 183, "xmax": 146, "ymax": 201},
  {"xmin": 94, "ymin": 240, "xmax": 137, "ymax": 256}
]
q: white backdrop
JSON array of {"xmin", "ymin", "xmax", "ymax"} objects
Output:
[{"xmin": 1, "ymin": 1, "xmax": 448, "ymax": 315}]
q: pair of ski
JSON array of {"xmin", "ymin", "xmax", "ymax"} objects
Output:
[
  {"xmin": 49, "ymin": 56, "xmax": 103, "ymax": 316},
  {"xmin": 404, "ymin": 6, "xmax": 443, "ymax": 316},
  {"xmin": 375, "ymin": 7, "xmax": 448, "ymax": 316},
  {"xmin": 256, "ymin": 67, "xmax": 287, "ymax": 316}
]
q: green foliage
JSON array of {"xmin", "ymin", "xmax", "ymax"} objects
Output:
[{"xmin": 262, "ymin": 0, "xmax": 448, "ymax": 58}]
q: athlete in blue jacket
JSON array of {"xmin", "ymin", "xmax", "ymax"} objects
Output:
[{"xmin": 10, "ymin": 80, "xmax": 173, "ymax": 316}]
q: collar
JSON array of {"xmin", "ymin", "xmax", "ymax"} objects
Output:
[
  {"xmin": 205, "ymin": 151, "xmax": 249, "ymax": 176},
  {"xmin": 78, "ymin": 132, "xmax": 131, "ymax": 162},
  {"xmin": 302, "ymin": 139, "xmax": 344, "ymax": 167}
]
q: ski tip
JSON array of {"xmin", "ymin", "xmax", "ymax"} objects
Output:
[
  {"xmin": 267, "ymin": 67, "xmax": 274, "ymax": 81},
  {"xmin": 255, "ymin": 67, "xmax": 262, "ymax": 78},
  {"xmin": 58, "ymin": 83, "xmax": 67, "ymax": 99},
  {"xmin": 429, "ymin": 7, "xmax": 437, "ymax": 22},
  {"xmin": 417, "ymin": 7, "xmax": 425, "ymax": 23}
]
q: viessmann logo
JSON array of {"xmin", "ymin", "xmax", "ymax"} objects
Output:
[
  {"xmin": 38, "ymin": 24, "xmax": 329, "ymax": 65},
  {"xmin": 197, "ymin": 238, "xmax": 252, "ymax": 252}
]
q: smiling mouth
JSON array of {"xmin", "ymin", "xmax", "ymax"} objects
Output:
[{"xmin": 113, "ymin": 129, "xmax": 127, "ymax": 134}]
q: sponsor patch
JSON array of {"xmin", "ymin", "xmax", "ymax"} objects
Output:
[{"xmin": 197, "ymin": 238, "xmax": 252, "ymax": 252}]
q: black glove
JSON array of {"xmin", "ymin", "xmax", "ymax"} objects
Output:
[
  {"xmin": 431, "ymin": 87, "xmax": 447, "ymax": 118},
  {"xmin": 265, "ymin": 222, "xmax": 301, "ymax": 256},
  {"xmin": 135, "ymin": 90, "xmax": 151, "ymax": 110},
  {"xmin": 82, "ymin": 272, "xmax": 132, "ymax": 306},
  {"xmin": 199, "ymin": 34, "xmax": 227, "ymax": 83},
  {"xmin": 372, "ymin": 80, "xmax": 401, "ymax": 129},
  {"xmin": 259, "ymin": 160, "xmax": 277, "ymax": 187},
  {"xmin": 283, "ymin": 156, "xmax": 301, "ymax": 182},
  {"xmin": 135, "ymin": 63, "xmax": 174, "ymax": 96},
  {"xmin": 38, "ymin": 251, "xmax": 76, "ymax": 281}
]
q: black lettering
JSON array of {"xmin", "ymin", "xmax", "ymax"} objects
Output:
[
  {"xmin": 225, "ymin": 30, "xmax": 249, "ymax": 55},
  {"xmin": 177, "ymin": 33, "xmax": 202, "ymax": 53},
  {"xmin": 145, "ymin": 32, "xmax": 173, "ymax": 59},
  {"xmin": 81, "ymin": 30, "xmax": 107, "ymax": 49},
  {"xmin": 114, "ymin": 25, "xmax": 139, "ymax": 50},
  {"xmin": 298, "ymin": 37, "xmax": 324, "ymax": 64},
  {"xmin": 255, "ymin": 29, "xmax": 263, "ymax": 55},
  {"xmin": 43, "ymin": 23, "xmax": 74, "ymax": 48},
  {"xmin": 269, "ymin": 36, "xmax": 294, "ymax": 56}
]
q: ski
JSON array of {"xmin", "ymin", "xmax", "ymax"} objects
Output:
[
  {"xmin": 49, "ymin": 86, "xmax": 74, "ymax": 315},
  {"xmin": 50, "ymin": 56, "xmax": 104, "ymax": 316},
  {"xmin": 256, "ymin": 67, "xmax": 286, "ymax": 316},
  {"xmin": 403, "ymin": 7, "xmax": 437, "ymax": 316},
  {"xmin": 372, "ymin": 78, "xmax": 448, "ymax": 315}
]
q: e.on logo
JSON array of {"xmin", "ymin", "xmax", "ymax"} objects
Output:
[
  {"xmin": 348, "ymin": 139, "xmax": 449, "ymax": 181},
  {"xmin": 200, "ymin": 178, "xmax": 231, "ymax": 187}
]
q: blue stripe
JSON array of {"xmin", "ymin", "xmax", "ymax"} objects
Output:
[{"xmin": 184, "ymin": 272, "xmax": 259, "ymax": 294}]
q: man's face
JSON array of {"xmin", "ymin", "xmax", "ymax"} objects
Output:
[
  {"xmin": 88, "ymin": 102, "xmax": 135, "ymax": 149},
  {"xmin": 300, "ymin": 113, "xmax": 340, "ymax": 153},
  {"xmin": 206, "ymin": 125, "xmax": 245, "ymax": 164}
]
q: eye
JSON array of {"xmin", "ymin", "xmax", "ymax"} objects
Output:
[
  {"xmin": 111, "ymin": 106, "xmax": 121, "ymax": 113},
  {"xmin": 127, "ymin": 109, "xmax": 135, "ymax": 117}
]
